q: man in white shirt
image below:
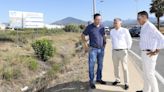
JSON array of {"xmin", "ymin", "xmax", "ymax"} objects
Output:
[
  {"xmin": 136, "ymin": 11, "xmax": 164, "ymax": 92},
  {"xmin": 110, "ymin": 18, "xmax": 132, "ymax": 90}
]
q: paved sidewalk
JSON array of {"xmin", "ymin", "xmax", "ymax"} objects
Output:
[{"xmin": 89, "ymin": 40, "xmax": 143, "ymax": 92}]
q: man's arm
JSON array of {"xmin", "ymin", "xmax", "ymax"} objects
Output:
[
  {"xmin": 153, "ymin": 28, "xmax": 164, "ymax": 49},
  {"xmin": 81, "ymin": 34, "xmax": 89, "ymax": 52},
  {"xmin": 147, "ymin": 26, "xmax": 164, "ymax": 57},
  {"xmin": 81, "ymin": 26, "xmax": 90, "ymax": 52},
  {"xmin": 125, "ymin": 29, "xmax": 132, "ymax": 50}
]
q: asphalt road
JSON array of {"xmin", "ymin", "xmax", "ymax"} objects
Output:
[{"xmin": 131, "ymin": 38, "xmax": 164, "ymax": 91}]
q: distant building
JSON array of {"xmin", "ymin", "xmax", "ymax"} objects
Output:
[
  {"xmin": 9, "ymin": 11, "xmax": 44, "ymax": 29},
  {"xmin": 0, "ymin": 23, "xmax": 6, "ymax": 30},
  {"xmin": 45, "ymin": 24, "xmax": 64, "ymax": 29}
]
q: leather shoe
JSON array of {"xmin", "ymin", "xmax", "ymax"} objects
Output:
[
  {"xmin": 96, "ymin": 80, "xmax": 107, "ymax": 85},
  {"xmin": 124, "ymin": 84, "xmax": 129, "ymax": 90},
  {"xmin": 112, "ymin": 81, "xmax": 121, "ymax": 85},
  {"xmin": 90, "ymin": 83, "xmax": 96, "ymax": 89},
  {"xmin": 136, "ymin": 90, "xmax": 143, "ymax": 92}
]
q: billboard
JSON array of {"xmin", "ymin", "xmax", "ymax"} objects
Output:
[{"xmin": 9, "ymin": 11, "xmax": 44, "ymax": 28}]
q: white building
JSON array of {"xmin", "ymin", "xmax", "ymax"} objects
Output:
[
  {"xmin": 0, "ymin": 23, "xmax": 6, "ymax": 30},
  {"xmin": 9, "ymin": 11, "xmax": 44, "ymax": 29}
]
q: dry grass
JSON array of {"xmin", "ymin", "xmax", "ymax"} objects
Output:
[
  {"xmin": 0, "ymin": 32, "xmax": 87, "ymax": 92},
  {"xmin": 160, "ymin": 27, "xmax": 164, "ymax": 33}
]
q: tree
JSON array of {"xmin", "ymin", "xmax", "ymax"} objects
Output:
[{"xmin": 150, "ymin": 0, "xmax": 164, "ymax": 29}]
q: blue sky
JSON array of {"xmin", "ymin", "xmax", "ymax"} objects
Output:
[{"xmin": 0, "ymin": 0, "xmax": 163, "ymax": 23}]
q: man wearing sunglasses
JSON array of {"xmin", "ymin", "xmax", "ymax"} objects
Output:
[{"xmin": 136, "ymin": 11, "xmax": 164, "ymax": 92}]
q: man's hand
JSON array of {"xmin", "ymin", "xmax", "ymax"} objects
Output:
[
  {"xmin": 84, "ymin": 44, "xmax": 89, "ymax": 53},
  {"xmin": 147, "ymin": 49, "xmax": 160, "ymax": 57},
  {"xmin": 81, "ymin": 34, "xmax": 89, "ymax": 53}
]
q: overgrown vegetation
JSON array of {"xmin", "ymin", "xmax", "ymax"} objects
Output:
[
  {"xmin": 0, "ymin": 27, "xmax": 83, "ymax": 91},
  {"xmin": 24, "ymin": 56, "xmax": 39, "ymax": 71},
  {"xmin": 1, "ymin": 67, "xmax": 21, "ymax": 81},
  {"xmin": 64, "ymin": 24, "xmax": 81, "ymax": 32}
]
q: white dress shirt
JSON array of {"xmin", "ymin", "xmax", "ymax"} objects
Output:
[
  {"xmin": 140, "ymin": 21, "xmax": 164, "ymax": 51},
  {"xmin": 110, "ymin": 27, "xmax": 132, "ymax": 50}
]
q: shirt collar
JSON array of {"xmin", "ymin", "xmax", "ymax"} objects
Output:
[
  {"xmin": 114, "ymin": 27, "xmax": 122, "ymax": 31},
  {"xmin": 92, "ymin": 23, "xmax": 103, "ymax": 28},
  {"xmin": 142, "ymin": 20, "xmax": 149, "ymax": 28}
]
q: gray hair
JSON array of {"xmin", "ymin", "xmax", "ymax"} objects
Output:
[{"xmin": 114, "ymin": 18, "xmax": 122, "ymax": 22}]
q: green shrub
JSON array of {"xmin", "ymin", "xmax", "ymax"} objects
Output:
[
  {"xmin": 79, "ymin": 24, "xmax": 86, "ymax": 30},
  {"xmin": 32, "ymin": 39, "xmax": 55, "ymax": 61},
  {"xmin": 64, "ymin": 24, "xmax": 81, "ymax": 32}
]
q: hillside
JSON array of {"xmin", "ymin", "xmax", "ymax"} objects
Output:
[
  {"xmin": 52, "ymin": 17, "xmax": 87, "ymax": 25},
  {"xmin": 51, "ymin": 17, "xmax": 164, "ymax": 27}
]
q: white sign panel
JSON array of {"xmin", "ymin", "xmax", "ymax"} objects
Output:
[
  {"xmin": 9, "ymin": 11, "xmax": 23, "ymax": 28},
  {"xmin": 9, "ymin": 11, "xmax": 44, "ymax": 29}
]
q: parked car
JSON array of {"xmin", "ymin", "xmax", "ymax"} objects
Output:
[
  {"xmin": 105, "ymin": 27, "xmax": 110, "ymax": 35},
  {"xmin": 129, "ymin": 26, "xmax": 141, "ymax": 37}
]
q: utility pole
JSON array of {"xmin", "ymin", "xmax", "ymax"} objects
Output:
[
  {"xmin": 22, "ymin": 12, "xmax": 24, "ymax": 29},
  {"xmin": 134, "ymin": 0, "xmax": 138, "ymax": 14},
  {"xmin": 99, "ymin": 0, "xmax": 104, "ymax": 14},
  {"xmin": 93, "ymin": 0, "xmax": 96, "ymax": 15}
]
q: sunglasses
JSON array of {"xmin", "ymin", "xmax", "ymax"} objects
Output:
[{"xmin": 137, "ymin": 15, "xmax": 143, "ymax": 20}]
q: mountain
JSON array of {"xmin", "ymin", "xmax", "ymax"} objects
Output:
[
  {"xmin": 102, "ymin": 21, "xmax": 113, "ymax": 27},
  {"xmin": 51, "ymin": 17, "xmax": 164, "ymax": 26},
  {"xmin": 52, "ymin": 17, "xmax": 87, "ymax": 25},
  {"xmin": 102, "ymin": 19, "xmax": 138, "ymax": 27}
]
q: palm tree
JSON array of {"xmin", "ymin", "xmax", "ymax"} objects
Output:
[{"xmin": 150, "ymin": 0, "xmax": 164, "ymax": 29}]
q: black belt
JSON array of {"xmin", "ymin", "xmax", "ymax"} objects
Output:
[
  {"xmin": 90, "ymin": 45, "xmax": 103, "ymax": 49},
  {"xmin": 142, "ymin": 49, "xmax": 151, "ymax": 52},
  {"xmin": 114, "ymin": 49, "xmax": 127, "ymax": 51}
]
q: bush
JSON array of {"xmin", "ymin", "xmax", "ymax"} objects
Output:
[
  {"xmin": 79, "ymin": 24, "xmax": 86, "ymax": 30},
  {"xmin": 64, "ymin": 24, "xmax": 81, "ymax": 32},
  {"xmin": 32, "ymin": 39, "xmax": 55, "ymax": 61}
]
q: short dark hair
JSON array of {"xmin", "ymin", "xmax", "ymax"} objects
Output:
[
  {"xmin": 93, "ymin": 13, "xmax": 101, "ymax": 19},
  {"xmin": 138, "ymin": 11, "xmax": 149, "ymax": 18}
]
